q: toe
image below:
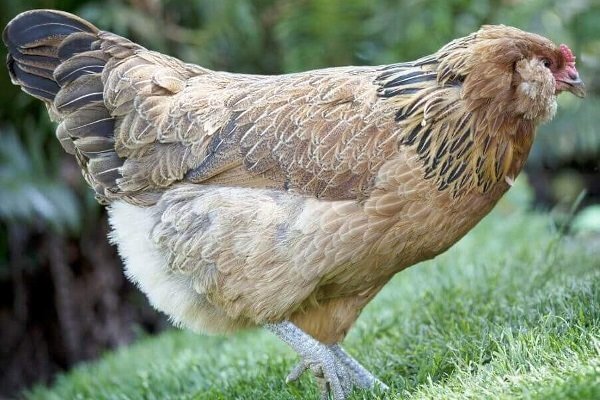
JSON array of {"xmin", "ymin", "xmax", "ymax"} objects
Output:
[
  {"xmin": 320, "ymin": 356, "xmax": 346, "ymax": 400},
  {"xmin": 286, "ymin": 362, "xmax": 308, "ymax": 383}
]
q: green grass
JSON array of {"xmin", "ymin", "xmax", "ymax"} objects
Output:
[{"xmin": 25, "ymin": 181, "xmax": 600, "ymax": 400}]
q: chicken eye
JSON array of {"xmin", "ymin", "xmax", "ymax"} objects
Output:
[{"xmin": 542, "ymin": 58, "xmax": 552, "ymax": 69}]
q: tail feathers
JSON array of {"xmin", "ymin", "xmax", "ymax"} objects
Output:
[
  {"xmin": 8, "ymin": 61, "xmax": 60, "ymax": 100},
  {"xmin": 3, "ymin": 10, "xmax": 99, "ymax": 101},
  {"xmin": 3, "ymin": 10, "xmax": 127, "ymax": 202},
  {"xmin": 54, "ymin": 50, "xmax": 106, "ymax": 86},
  {"xmin": 57, "ymin": 31, "xmax": 100, "ymax": 61},
  {"xmin": 4, "ymin": 10, "xmax": 179, "ymax": 205}
]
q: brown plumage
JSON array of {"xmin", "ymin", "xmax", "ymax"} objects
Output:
[{"xmin": 3, "ymin": 10, "xmax": 585, "ymax": 398}]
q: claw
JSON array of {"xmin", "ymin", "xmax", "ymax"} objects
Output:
[{"xmin": 316, "ymin": 378, "xmax": 330, "ymax": 400}]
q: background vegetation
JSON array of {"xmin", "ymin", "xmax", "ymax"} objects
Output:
[{"xmin": 0, "ymin": 0, "xmax": 598, "ymax": 398}]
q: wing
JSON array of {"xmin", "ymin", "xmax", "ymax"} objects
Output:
[{"xmin": 183, "ymin": 68, "xmax": 402, "ymax": 200}]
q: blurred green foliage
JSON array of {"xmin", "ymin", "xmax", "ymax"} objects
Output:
[
  {"xmin": 0, "ymin": 0, "xmax": 598, "ymax": 239},
  {"xmin": 0, "ymin": 128, "xmax": 80, "ymax": 233}
]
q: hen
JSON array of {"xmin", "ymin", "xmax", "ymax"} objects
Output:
[{"xmin": 4, "ymin": 10, "xmax": 585, "ymax": 399}]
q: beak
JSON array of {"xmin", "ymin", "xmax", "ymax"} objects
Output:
[{"xmin": 560, "ymin": 77, "xmax": 586, "ymax": 98}]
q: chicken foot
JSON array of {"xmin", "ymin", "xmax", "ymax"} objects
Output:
[{"xmin": 267, "ymin": 321, "xmax": 387, "ymax": 399}]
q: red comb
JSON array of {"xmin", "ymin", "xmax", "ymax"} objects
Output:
[{"xmin": 560, "ymin": 44, "xmax": 576, "ymax": 64}]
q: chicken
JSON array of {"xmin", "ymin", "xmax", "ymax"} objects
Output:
[{"xmin": 3, "ymin": 9, "xmax": 585, "ymax": 399}]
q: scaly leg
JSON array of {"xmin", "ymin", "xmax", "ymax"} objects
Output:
[
  {"xmin": 267, "ymin": 321, "xmax": 387, "ymax": 399},
  {"xmin": 267, "ymin": 321, "xmax": 350, "ymax": 399}
]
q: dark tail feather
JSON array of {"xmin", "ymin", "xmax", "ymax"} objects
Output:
[
  {"xmin": 3, "ymin": 9, "xmax": 99, "ymax": 101},
  {"xmin": 3, "ymin": 10, "xmax": 126, "ymax": 201}
]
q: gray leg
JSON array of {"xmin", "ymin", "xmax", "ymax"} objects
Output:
[
  {"xmin": 328, "ymin": 344, "xmax": 389, "ymax": 391},
  {"xmin": 267, "ymin": 321, "xmax": 351, "ymax": 400}
]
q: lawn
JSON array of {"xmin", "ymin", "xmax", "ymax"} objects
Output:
[{"xmin": 25, "ymin": 180, "xmax": 600, "ymax": 400}]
